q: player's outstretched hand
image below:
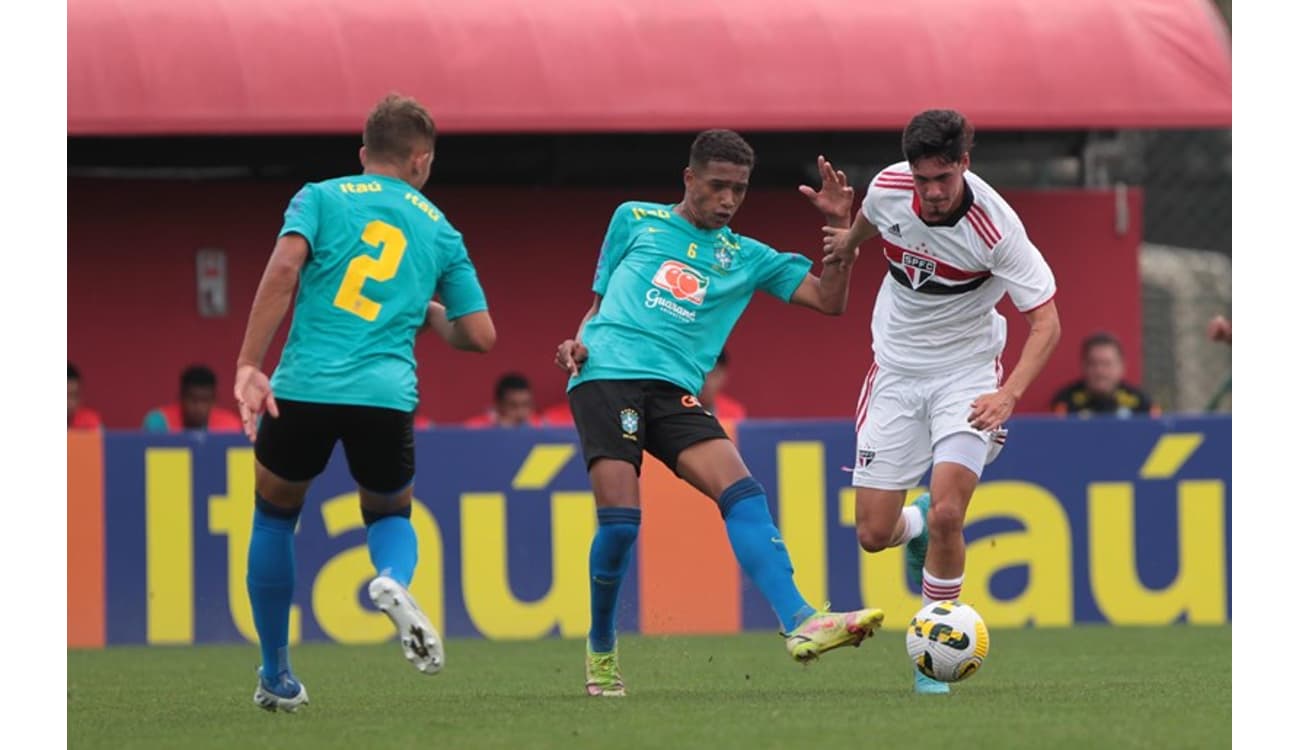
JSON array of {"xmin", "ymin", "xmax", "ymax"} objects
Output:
[
  {"xmin": 969, "ymin": 389, "xmax": 1016, "ymax": 432},
  {"xmin": 799, "ymin": 155, "xmax": 854, "ymax": 222},
  {"xmin": 234, "ymin": 363, "xmax": 279, "ymax": 442},
  {"xmin": 555, "ymin": 339, "xmax": 588, "ymax": 377}
]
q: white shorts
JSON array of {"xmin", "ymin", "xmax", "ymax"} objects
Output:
[{"xmin": 851, "ymin": 359, "xmax": 1006, "ymax": 490}]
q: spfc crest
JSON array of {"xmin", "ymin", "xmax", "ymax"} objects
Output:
[
  {"xmin": 901, "ymin": 252, "xmax": 936, "ymax": 289},
  {"xmin": 619, "ymin": 408, "xmax": 640, "ymax": 436},
  {"xmin": 857, "ymin": 449, "xmax": 875, "ymax": 468}
]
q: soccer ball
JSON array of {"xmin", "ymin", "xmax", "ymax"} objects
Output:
[{"xmin": 905, "ymin": 600, "xmax": 990, "ymax": 682}]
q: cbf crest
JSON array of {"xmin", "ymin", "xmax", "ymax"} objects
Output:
[
  {"xmin": 713, "ymin": 233, "xmax": 741, "ymax": 272},
  {"xmin": 713, "ymin": 243, "xmax": 735, "ymax": 271},
  {"xmin": 619, "ymin": 408, "xmax": 640, "ymax": 436}
]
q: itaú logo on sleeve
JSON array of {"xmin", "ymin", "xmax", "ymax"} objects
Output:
[{"xmin": 651, "ymin": 260, "xmax": 709, "ymax": 305}]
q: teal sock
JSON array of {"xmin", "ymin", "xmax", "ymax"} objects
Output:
[
  {"xmin": 588, "ymin": 507, "xmax": 640, "ymax": 653},
  {"xmin": 719, "ymin": 479, "xmax": 815, "ymax": 632},
  {"xmin": 247, "ymin": 498, "xmax": 298, "ymax": 680},
  {"xmin": 366, "ymin": 512, "xmax": 418, "ymax": 587}
]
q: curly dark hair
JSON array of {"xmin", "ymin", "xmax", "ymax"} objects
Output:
[{"xmin": 689, "ymin": 129, "xmax": 755, "ymax": 170}]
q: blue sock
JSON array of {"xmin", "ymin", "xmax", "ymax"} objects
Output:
[
  {"xmin": 719, "ymin": 478, "xmax": 816, "ymax": 633},
  {"xmin": 366, "ymin": 512, "xmax": 418, "ymax": 587},
  {"xmin": 247, "ymin": 497, "xmax": 299, "ymax": 681},
  {"xmin": 588, "ymin": 507, "xmax": 640, "ymax": 653}
]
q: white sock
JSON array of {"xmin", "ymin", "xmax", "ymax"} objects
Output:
[
  {"xmin": 900, "ymin": 505, "xmax": 924, "ymax": 544},
  {"xmin": 921, "ymin": 568, "xmax": 963, "ymax": 606}
]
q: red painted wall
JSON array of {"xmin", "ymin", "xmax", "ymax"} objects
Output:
[{"xmin": 67, "ymin": 180, "xmax": 1142, "ymax": 427}]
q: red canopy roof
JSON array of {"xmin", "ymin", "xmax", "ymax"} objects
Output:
[{"xmin": 68, "ymin": 0, "xmax": 1231, "ymax": 135}]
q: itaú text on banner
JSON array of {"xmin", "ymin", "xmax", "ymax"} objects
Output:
[{"xmin": 67, "ymin": 417, "xmax": 1230, "ymax": 647}]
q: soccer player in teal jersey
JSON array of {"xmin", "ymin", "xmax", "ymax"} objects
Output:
[
  {"xmin": 554, "ymin": 130, "xmax": 884, "ymax": 697},
  {"xmin": 232, "ymin": 94, "xmax": 496, "ymax": 712}
]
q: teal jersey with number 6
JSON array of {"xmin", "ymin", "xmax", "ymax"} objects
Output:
[
  {"xmin": 270, "ymin": 174, "xmax": 488, "ymax": 411},
  {"xmin": 569, "ymin": 201, "xmax": 812, "ymax": 395}
]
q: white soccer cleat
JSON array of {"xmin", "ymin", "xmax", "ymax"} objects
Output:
[
  {"xmin": 253, "ymin": 670, "xmax": 310, "ymax": 713},
  {"xmin": 369, "ymin": 575, "xmax": 445, "ymax": 675}
]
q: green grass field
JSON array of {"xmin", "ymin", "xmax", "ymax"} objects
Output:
[{"xmin": 68, "ymin": 626, "xmax": 1230, "ymax": 750}]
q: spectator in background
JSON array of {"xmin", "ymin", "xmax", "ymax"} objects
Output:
[
  {"xmin": 143, "ymin": 364, "xmax": 243, "ymax": 432},
  {"xmin": 699, "ymin": 347, "xmax": 748, "ymax": 420},
  {"xmin": 1207, "ymin": 315, "xmax": 1232, "ymax": 345},
  {"xmin": 68, "ymin": 362, "xmax": 103, "ymax": 430},
  {"xmin": 539, "ymin": 399, "xmax": 575, "ymax": 426},
  {"xmin": 1204, "ymin": 314, "xmax": 1231, "ymax": 411},
  {"xmin": 1051, "ymin": 332, "xmax": 1160, "ymax": 418},
  {"xmin": 464, "ymin": 372, "xmax": 542, "ymax": 428}
]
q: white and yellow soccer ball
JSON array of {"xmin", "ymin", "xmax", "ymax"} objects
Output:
[{"xmin": 905, "ymin": 600, "xmax": 990, "ymax": 682}]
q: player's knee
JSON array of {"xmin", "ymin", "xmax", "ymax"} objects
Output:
[
  {"xmin": 716, "ymin": 476, "xmax": 766, "ymax": 519},
  {"xmin": 927, "ymin": 500, "xmax": 966, "ymax": 539},
  {"xmin": 255, "ymin": 493, "xmax": 303, "ymax": 523},
  {"xmin": 857, "ymin": 523, "xmax": 893, "ymax": 553},
  {"xmin": 361, "ymin": 503, "xmax": 412, "ymax": 527}
]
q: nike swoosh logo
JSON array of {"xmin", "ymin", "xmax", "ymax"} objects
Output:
[{"xmin": 770, "ymin": 537, "xmax": 785, "ymax": 546}]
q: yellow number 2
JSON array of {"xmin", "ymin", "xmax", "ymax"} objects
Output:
[{"xmin": 333, "ymin": 221, "xmax": 408, "ymax": 322}]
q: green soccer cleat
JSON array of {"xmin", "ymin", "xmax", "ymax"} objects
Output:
[
  {"xmin": 784, "ymin": 607, "xmax": 885, "ymax": 663},
  {"xmin": 585, "ymin": 644, "xmax": 626, "ymax": 697},
  {"xmin": 905, "ymin": 493, "xmax": 933, "ymax": 588},
  {"xmin": 914, "ymin": 665, "xmax": 952, "ymax": 695}
]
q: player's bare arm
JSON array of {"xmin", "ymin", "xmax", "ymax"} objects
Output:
[
  {"xmin": 420, "ymin": 301, "xmax": 496, "ymax": 352},
  {"xmin": 786, "ymin": 155, "xmax": 863, "ymax": 314},
  {"xmin": 968, "ymin": 299, "xmax": 1061, "ymax": 430},
  {"xmin": 798, "ymin": 155, "xmax": 854, "ymax": 230},
  {"xmin": 234, "ymin": 233, "xmax": 310, "ymax": 440},
  {"xmin": 822, "ymin": 212, "xmax": 880, "ymax": 266},
  {"xmin": 555, "ymin": 295, "xmax": 599, "ymax": 375}
]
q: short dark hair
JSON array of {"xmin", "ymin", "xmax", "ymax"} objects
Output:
[
  {"xmin": 69, "ymin": 362, "xmax": 81, "ymax": 381},
  {"xmin": 181, "ymin": 365, "xmax": 217, "ymax": 391},
  {"xmin": 689, "ymin": 129, "xmax": 755, "ymax": 171},
  {"xmin": 1081, "ymin": 331, "xmax": 1124, "ymax": 359},
  {"xmin": 902, "ymin": 109, "xmax": 974, "ymax": 165},
  {"xmin": 494, "ymin": 373, "xmax": 531, "ymax": 402},
  {"xmin": 363, "ymin": 93, "xmax": 437, "ymax": 162}
]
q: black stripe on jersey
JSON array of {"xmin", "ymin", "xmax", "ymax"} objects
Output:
[{"xmin": 888, "ymin": 265, "xmax": 991, "ymax": 295}]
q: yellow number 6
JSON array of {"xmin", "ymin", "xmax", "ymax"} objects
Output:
[{"xmin": 333, "ymin": 221, "xmax": 408, "ymax": 322}]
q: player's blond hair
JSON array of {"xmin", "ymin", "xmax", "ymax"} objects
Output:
[{"xmin": 363, "ymin": 94, "xmax": 437, "ymax": 162}]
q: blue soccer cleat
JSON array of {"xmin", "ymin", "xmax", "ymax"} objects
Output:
[
  {"xmin": 253, "ymin": 668, "xmax": 309, "ymax": 713},
  {"xmin": 905, "ymin": 493, "xmax": 932, "ymax": 588}
]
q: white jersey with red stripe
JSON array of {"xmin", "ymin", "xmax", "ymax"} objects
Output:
[{"xmin": 860, "ymin": 162, "xmax": 1056, "ymax": 375}]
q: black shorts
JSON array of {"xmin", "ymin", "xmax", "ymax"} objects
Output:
[
  {"xmin": 568, "ymin": 379, "xmax": 730, "ymax": 475},
  {"xmin": 254, "ymin": 399, "xmax": 415, "ymax": 494}
]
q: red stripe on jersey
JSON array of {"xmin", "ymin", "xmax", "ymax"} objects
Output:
[
  {"xmin": 966, "ymin": 209, "xmax": 997, "ymax": 248},
  {"xmin": 876, "ymin": 178, "xmax": 913, "ymax": 185},
  {"xmin": 881, "ymin": 239, "xmax": 991, "ymax": 282},
  {"xmin": 880, "ymin": 170, "xmax": 912, "ymax": 179},
  {"xmin": 875, "ymin": 183, "xmax": 915, "ymax": 191},
  {"xmin": 856, "ymin": 363, "xmax": 878, "ymax": 433},
  {"xmin": 969, "ymin": 204, "xmax": 1002, "ymax": 247}
]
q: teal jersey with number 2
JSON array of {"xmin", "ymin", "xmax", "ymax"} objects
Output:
[
  {"xmin": 270, "ymin": 174, "xmax": 488, "ymax": 411},
  {"xmin": 569, "ymin": 201, "xmax": 812, "ymax": 395}
]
